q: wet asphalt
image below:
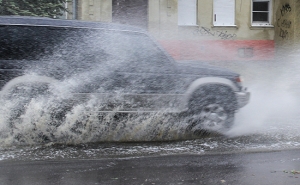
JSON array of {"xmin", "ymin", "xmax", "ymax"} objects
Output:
[{"xmin": 0, "ymin": 148, "xmax": 300, "ymax": 185}]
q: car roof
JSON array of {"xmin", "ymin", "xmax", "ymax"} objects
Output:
[{"xmin": 0, "ymin": 16, "xmax": 147, "ymax": 33}]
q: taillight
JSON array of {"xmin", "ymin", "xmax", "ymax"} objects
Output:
[{"xmin": 236, "ymin": 76, "xmax": 243, "ymax": 83}]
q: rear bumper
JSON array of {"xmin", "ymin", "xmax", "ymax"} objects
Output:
[{"xmin": 235, "ymin": 89, "xmax": 250, "ymax": 109}]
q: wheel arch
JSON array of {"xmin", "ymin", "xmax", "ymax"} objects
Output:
[
  {"xmin": 180, "ymin": 77, "xmax": 239, "ymax": 111},
  {"xmin": 0, "ymin": 75, "xmax": 59, "ymax": 94}
]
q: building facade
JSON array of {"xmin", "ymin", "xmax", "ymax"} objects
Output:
[
  {"xmin": 148, "ymin": 0, "xmax": 275, "ymax": 61},
  {"xmin": 66, "ymin": 0, "xmax": 298, "ymax": 61}
]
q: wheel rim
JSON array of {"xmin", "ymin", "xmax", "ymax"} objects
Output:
[{"xmin": 198, "ymin": 104, "xmax": 228, "ymax": 130}]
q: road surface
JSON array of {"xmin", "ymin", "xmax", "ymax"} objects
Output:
[{"xmin": 0, "ymin": 149, "xmax": 300, "ymax": 185}]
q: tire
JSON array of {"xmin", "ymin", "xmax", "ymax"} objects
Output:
[{"xmin": 187, "ymin": 84, "xmax": 237, "ymax": 134}]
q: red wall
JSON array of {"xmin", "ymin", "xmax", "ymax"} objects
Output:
[{"xmin": 159, "ymin": 40, "xmax": 275, "ymax": 61}]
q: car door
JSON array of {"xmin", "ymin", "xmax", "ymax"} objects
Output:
[{"xmin": 108, "ymin": 32, "xmax": 180, "ymax": 112}]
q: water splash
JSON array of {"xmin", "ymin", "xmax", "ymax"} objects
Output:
[{"xmin": 0, "ymin": 75, "xmax": 210, "ymax": 147}]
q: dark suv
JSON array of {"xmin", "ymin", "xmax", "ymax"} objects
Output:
[{"xmin": 0, "ymin": 16, "xmax": 250, "ymax": 133}]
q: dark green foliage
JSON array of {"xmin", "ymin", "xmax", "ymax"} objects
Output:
[{"xmin": 0, "ymin": 0, "xmax": 69, "ymax": 18}]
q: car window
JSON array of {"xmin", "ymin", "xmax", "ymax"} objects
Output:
[
  {"xmin": 0, "ymin": 25, "xmax": 176, "ymax": 74},
  {"xmin": 80, "ymin": 29, "xmax": 177, "ymax": 74}
]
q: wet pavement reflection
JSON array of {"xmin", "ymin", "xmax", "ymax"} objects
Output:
[{"xmin": 1, "ymin": 129, "xmax": 300, "ymax": 161}]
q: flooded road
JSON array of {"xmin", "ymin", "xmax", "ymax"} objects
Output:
[
  {"xmin": 1, "ymin": 148, "xmax": 300, "ymax": 185},
  {"xmin": 1, "ymin": 120, "xmax": 300, "ymax": 161}
]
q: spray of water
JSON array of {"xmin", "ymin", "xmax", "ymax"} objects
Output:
[
  {"xmin": 2, "ymin": 59, "xmax": 297, "ymax": 147},
  {"xmin": 1, "ymin": 28, "xmax": 231, "ymax": 147},
  {"xmin": 224, "ymin": 58, "xmax": 300, "ymax": 138},
  {"xmin": 0, "ymin": 72, "xmax": 209, "ymax": 147},
  {"xmin": 3, "ymin": 24, "xmax": 299, "ymax": 148}
]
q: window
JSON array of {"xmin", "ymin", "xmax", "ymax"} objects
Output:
[
  {"xmin": 178, "ymin": 0, "xmax": 197, "ymax": 26},
  {"xmin": 252, "ymin": 0, "xmax": 273, "ymax": 26},
  {"xmin": 213, "ymin": 0, "xmax": 235, "ymax": 26}
]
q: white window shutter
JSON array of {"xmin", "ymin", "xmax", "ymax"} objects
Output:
[
  {"xmin": 178, "ymin": 0, "xmax": 197, "ymax": 26},
  {"xmin": 213, "ymin": 0, "xmax": 235, "ymax": 26}
]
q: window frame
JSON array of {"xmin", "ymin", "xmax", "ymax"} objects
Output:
[
  {"xmin": 251, "ymin": 0, "xmax": 273, "ymax": 27},
  {"xmin": 178, "ymin": 0, "xmax": 198, "ymax": 26}
]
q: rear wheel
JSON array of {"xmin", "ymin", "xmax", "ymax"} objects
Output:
[
  {"xmin": 187, "ymin": 85, "xmax": 236, "ymax": 133},
  {"xmin": 1, "ymin": 82, "xmax": 56, "ymax": 143},
  {"xmin": 7, "ymin": 83, "xmax": 51, "ymax": 116}
]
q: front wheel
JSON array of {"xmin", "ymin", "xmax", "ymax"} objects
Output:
[{"xmin": 187, "ymin": 85, "xmax": 236, "ymax": 134}]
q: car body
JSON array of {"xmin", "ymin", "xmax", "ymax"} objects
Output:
[{"xmin": 0, "ymin": 16, "xmax": 250, "ymax": 133}]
